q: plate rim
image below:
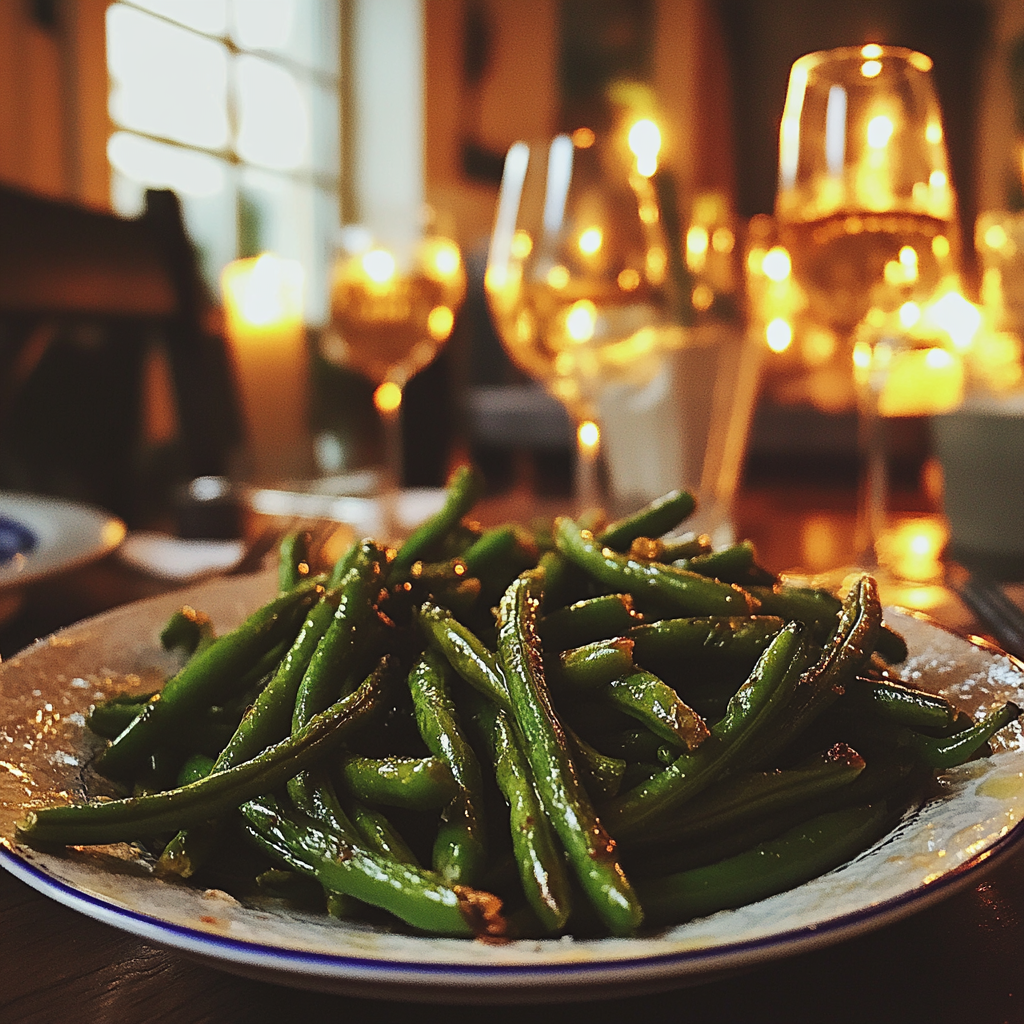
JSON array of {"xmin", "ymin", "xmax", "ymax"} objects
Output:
[
  {"xmin": 3, "ymin": 809, "xmax": 1024, "ymax": 990},
  {"xmin": 0, "ymin": 491, "xmax": 125, "ymax": 590},
  {"xmin": 2, "ymin": 585, "xmax": 1024, "ymax": 996}
]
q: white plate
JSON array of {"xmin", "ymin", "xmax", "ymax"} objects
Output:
[
  {"xmin": 0, "ymin": 492, "xmax": 126, "ymax": 591},
  {"xmin": 1, "ymin": 573, "xmax": 1023, "ymax": 1003}
]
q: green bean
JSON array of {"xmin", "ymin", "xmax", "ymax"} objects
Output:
[
  {"xmin": 629, "ymin": 616, "xmax": 785, "ymax": 673},
  {"xmin": 539, "ymin": 594, "xmax": 642, "ymax": 651},
  {"xmin": 741, "ymin": 575, "xmax": 882, "ymax": 771},
  {"xmin": 292, "ymin": 541, "xmax": 387, "ymax": 728},
  {"xmin": 675, "ymin": 540, "xmax": 762, "ymax": 583},
  {"xmin": 605, "ymin": 622, "xmax": 811, "ymax": 837},
  {"xmin": 876, "ymin": 624, "xmax": 910, "ymax": 664},
  {"xmin": 407, "ymin": 650, "xmax": 487, "ymax": 886},
  {"xmin": 346, "ymin": 800, "xmax": 421, "ymax": 866},
  {"xmin": 86, "ymin": 692, "xmax": 158, "ymax": 740},
  {"xmin": 278, "ymin": 530, "xmax": 310, "ymax": 592},
  {"xmin": 565, "ymin": 726, "xmax": 626, "ymax": 800},
  {"xmin": 658, "ymin": 534, "xmax": 712, "ymax": 562},
  {"xmin": 96, "ymin": 578, "xmax": 322, "ymax": 779},
  {"xmin": 471, "ymin": 694, "xmax": 573, "ymax": 934},
  {"xmin": 415, "ymin": 601, "xmax": 512, "ymax": 714},
  {"xmin": 903, "ymin": 702, "xmax": 1022, "ymax": 769},
  {"xmin": 176, "ymin": 752, "xmax": 215, "ymax": 787},
  {"xmin": 548, "ymin": 638, "xmax": 636, "ymax": 691},
  {"xmin": 598, "ymin": 490, "xmax": 696, "ymax": 551},
  {"xmin": 604, "ymin": 670, "xmax": 710, "ymax": 751},
  {"xmin": 239, "ymin": 794, "xmax": 504, "ymax": 938},
  {"xmin": 498, "ymin": 572, "xmax": 643, "ymax": 936},
  {"xmin": 388, "ymin": 465, "xmax": 484, "ymax": 582},
  {"xmin": 459, "ymin": 525, "xmax": 539, "ymax": 602},
  {"xmin": 160, "ymin": 606, "xmax": 215, "ymax": 656},
  {"xmin": 156, "ymin": 582, "xmax": 347, "ymax": 878},
  {"xmin": 747, "ymin": 584, "xmax": 841, "ymax": 639},
  {"xmin": 339, "ymin": 754, "xmax": 459, "ymax": 811},
  {"xmin": 847, "ymin": 676, "xmax": 958, "ymax": 732},
  {"xmin": 626, "ymin": 743, "xmax": 866, "ymax": 852},
  {"xmin": 17, "ymin": 674, "xmax": 381, "ymax": 847},
  {"xmin": 554, "ymin": 518, "xmax": 754, "ymax": 617},
  {"xmin": 636, "ymin": 803, "xmax": 889, "ymax": 925}
]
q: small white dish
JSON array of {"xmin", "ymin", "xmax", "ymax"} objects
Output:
[
  {"xmin": 1, "ymin": 574, "xmax": 1023, "ymax": 1002},
  {"xmin": 0, "ymin": 493, "xmax": 125, "ymax": 591}
]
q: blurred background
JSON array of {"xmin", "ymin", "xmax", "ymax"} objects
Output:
[{"xmin": 0, "ymin": 0, "xmax": 1022, "ymax": 555}]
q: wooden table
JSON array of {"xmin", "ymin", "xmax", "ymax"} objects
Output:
[{"xmin": 2, "ymin": 483, "xmax": 1023, "ymax": 1023}]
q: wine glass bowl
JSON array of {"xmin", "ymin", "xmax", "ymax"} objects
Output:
[
  {"xmin": 776, "ymin": 45, "xmax": 959, "ymax": 337},
  {"xmin": 486, "ymin": 132, "xmax": 677, "ymax": 507},
  {"xmin": 321, "ymin": 220, "xmax": 466, "ymax": 536},
  {"xmin": 325, "ymin": 226, "xmax": 466, "ymax": 390}
]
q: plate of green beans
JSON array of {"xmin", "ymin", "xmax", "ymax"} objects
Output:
[{"xmin": 2, "ymin": 468, "xmax": 1024, "ymax": 1002}]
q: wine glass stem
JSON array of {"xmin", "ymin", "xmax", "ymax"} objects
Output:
[
  {"xmin": 380, "ymin": 400, "xmax": 403, "ymax": 542},
  {"xmin": 856, "ymin": 384, "xmax": 887, "ymax": 571},
  {"xmin": 574, "ymin": 427, "xmax": 601, "ymax": 516}
]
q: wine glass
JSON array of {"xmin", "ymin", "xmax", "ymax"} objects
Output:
[
  {"xmin": 774, "ymin": 44, "xmax": 964, "ymax": 591},
  {"xmin": 485, "ymin": 129, "xmax": 679, "ymax": 512},
  {"xmin": 322, "ymin": 219, "xmax": 466, "ymax": 538}
]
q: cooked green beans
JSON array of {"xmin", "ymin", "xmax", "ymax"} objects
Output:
[
  {"xmin": 32, "ymin": 478, "xmax": 1019, "ymax": 940},
  {"xmin": 498, "ymin": 572, "xmax": 643, "ymax": 936}
]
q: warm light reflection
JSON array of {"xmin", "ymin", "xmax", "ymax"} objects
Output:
[
  {"xmin": 926, "ymin": 122, "xmax": 943, "ymax": 144},
  {"xmin": 628, "ymin": 118, "xmax": 661, "ymax": 177},
  {"xmin": 766, "ymin": 318, "xmax": 793, "ymax": 352},
  {"xmin": 929, "ymin": 170, "xmax": 947, "ymax": 189},
  {"xmin": 578, "ymin": 419, "xmax": 600, "ymax": 449},
  {"xmin": 617, "ymin": 268, "xmax": 640, "ymax": 291},
  {"xmin": 362, "ymin": 248, "xmax": 396, "ymax": 285},
  {"xmin": 899, "ymin": 302, "xmax": 921, "ymax": 329},
  {"xmin": 762, "ymin": 246, "xmax": 792, "ymax": 281},
  {"xmin": 511, "ymin": 229, "xmax": 533, "ymax": 259},
  {"xmin": 566, "ymin": 300, "xmax": 597, "ymax": 342},
  {"xmin": 861, "ymin": 44, "xmax": 883, "ymax": 59},
  {"xmin": 932, "ymin": 235, "xmax": 950, "ymax": 259},
  {"xmin": 427, "ymin": 305, "xmax": 454, "ymax": 340},
  {"xmin": 712, "ymin": 227, "xmax": 735, "ymax": 253},
  {"xmin": 374, "ymin": 381, "xmax": 402, "ymax": 414},
  {"xmin": 579, "ymin": 227, "xmax": 603, "ymax": 255},
  {"xmin": 861, "ymin": 60, "xmax": 882, "ymax": 78},
  {"xmin": 926, "ymin": 291, "xmax": 982, "ymax": 350},
  {"xmin": 867, "ymin": 115, "xmax": 894, "ymax": 148},
  {"xmin": 692, "ymin": 284, "xmax": 714, "ymax": 311},
  {"xmin": 572, "ymin": 127, "xmax": 595, "ymax": 148},
  {"xmin": 687, "ymin": 226, "xmax": 710, "ymax": 255},
  {"xmin": 547, "ymin": 265, "xmax": 570, "ymax": 290},
  {"xmin": 429, "ymin": 240, "xmax": 462, "ymax": 279},
  {"xmin": 983, "ymin": 224, "xmax": 1008, "ymax": 250}
]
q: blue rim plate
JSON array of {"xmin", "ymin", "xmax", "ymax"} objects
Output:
[
  {"xmin": 0, "ymin": 492, "xmax": 125, "ymax": 591},
  {"xmin": 2, "ymin": 572, "xmax": 1023, "ymax": 1003}
]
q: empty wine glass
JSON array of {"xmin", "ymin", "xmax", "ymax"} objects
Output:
[{"xmin": 485, "ymin": 127, "xmax": 679, "ymax": 512}]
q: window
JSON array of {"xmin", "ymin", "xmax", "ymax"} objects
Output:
[{"xmin": 106, "ymin": 0, "xmax": 341, "ymax": 322}]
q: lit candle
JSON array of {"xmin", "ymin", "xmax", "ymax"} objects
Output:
[{"xmin": 221, "ymin": 254, "xmax": 309, "ymax": 483}]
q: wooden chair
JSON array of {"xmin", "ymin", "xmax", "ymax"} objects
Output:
[{"xmin": 0, "ymin": 184, "xmax": 240, "ymax": 523}]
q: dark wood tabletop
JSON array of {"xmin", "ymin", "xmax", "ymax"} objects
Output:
[{"xmin": 2, "ymin": 481, "xmax": 1023, "ymax": 1024}]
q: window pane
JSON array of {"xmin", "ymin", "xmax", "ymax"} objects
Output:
[
  {"xmin": 231, "ymin": 0, "xmax": 338, "ymax": 74},
  {"xmin": 231, "ymin": 0, "xmax": 296, "ymax": 53},
  {"xmin": 127, "ymin": 0, "xmax": 228, "ymax": 35},
  {"xmin": 235, "ymin": 55, "xmax": 310, "ymax": 171},
  {"xmin": 108, "ymin": 132, "xmax": 236, "ymax": 290},
  {"xmin": 108, "ymin": 4, "xmax": 229, "ymax": 150}
]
